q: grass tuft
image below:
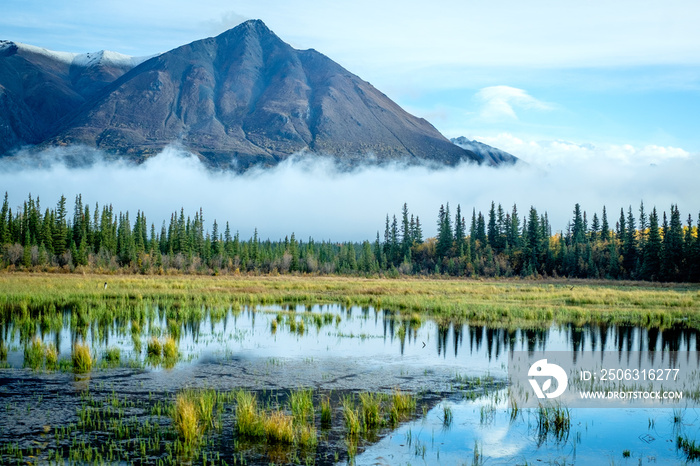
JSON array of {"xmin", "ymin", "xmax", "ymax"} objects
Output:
[
  {"xmin": 163, "ymin": 336, "xmax": 178, "ymax": 359},
  {"xmin": 72, "ymin": 342, "xmax": 93, "ymax": 373},
  {"xmin": 235, "ymin": 390, "xmax": 263, "ymax": 437},
  {"xmin": 342, "ymin": 395, "xmax": 361, "ymax": 436},
  {"xmin": 320, "ymin": 396, "xmax": 332, "ymax": 428},
  {"xmin": 173, "ymin": 393, "xmax": 201, "ymax": 448},
  {"xmin": 263, "ymin": 411, "xmax": 294, "ymax": 444},
  {"xmin": 24, "ymin": 337, "xmax": 45, "ymax": 370},
  {"xmin": 147, "ymin": 337, "xmax": 162, "ymax": 358},
  {"xmin": 677, "ymin": 435, "xmax": 700, "ymax": 460},
  {"xmin": 105, "ymin": 347, "xmax": 120, "ymax": 364},
  {"xmin": 290, "ymin": 389, "xmax": 314, "ymax": 425},
  {"xmin": 45, "ymin": 343, "xmax": 58, "ymax": 369},
  {"xmin": 359, "ymin": 392, "xmax": 383, "ymax": 429}
]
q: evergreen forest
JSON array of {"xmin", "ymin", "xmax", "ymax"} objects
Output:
[{"xmin": 1, "ymin": 193, "xmax": 698, "ymax": 282}]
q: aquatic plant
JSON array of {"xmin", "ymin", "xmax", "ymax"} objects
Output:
[
  {"xmin": 146, "ymin": 337, "xmax": 162, "ymax": 358},
  {"xmin": 359, "ymin": 392, "xmax": 383, "ymax": 429},
  {"xmin": 442, "ymin": 403, "xmax": 453, "ymax": 428},
  {"xmin": 296, "ymin": 424, "xmax": 318, "ymax": 448},
  {"xmin": 390, "ymin": 388, "xmax": 416, "ymax": 426},
  {"xmin": 163, "ymin": 336, "xmax": 178, "ymax": 359},
  {"xmin": 677, "ymin": 435, "xmax": 700, "ymax": 460},
  {"xmin": 104, "ymin": 347, "xmax": 120, "ymax": 364},
  {"xmin": 320, "ymin": 396, "xmax": 332, "ymax": 428},
  {"xmin": 2, "ymin": 275, "xmax": 700, "ymax": 330},
  {"xmin": 235, "ymin": 390, "xmax": 263, "ymax": 437},
  {"xmin": 290, "ymin": 389, "xmax": 314, "ymax": 424},
  {"xmin": 173, "ymin": 393, "xmax": 200, "ymax": 448},
  {"xmin": 24, "ymin": 337, "xmax": 45, "ymax": 370},
  {"xmin": 263, "ymin": 410, "xmax": 294, "ymax": 444},
  {"xmin": 45, "ymin": 343, "xmax": 58, "ymax": 369},
  {"xmin": 536, "ymin": 403, "xmax": 571, "ymax": 444},
  {"xmin": 342, "ymin": 395, "xmax": 361, "ymax": 436},
  {"xmin": 72, "ymin": 342, "xmax": 93, "ymax": 373}
]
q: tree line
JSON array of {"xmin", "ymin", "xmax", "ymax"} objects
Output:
[{"xmin": 0, "ymin": 192, "xmax": 698, "ymax": 282}]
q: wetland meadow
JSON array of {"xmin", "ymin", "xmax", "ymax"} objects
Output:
[{"xmin": 1, "ymin": 274, "xmax": 700, "ymax": 465}]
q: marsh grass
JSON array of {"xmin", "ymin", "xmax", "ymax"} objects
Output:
[
  {"xmin": 24, "ymin": 337, "xmax": 45, "ymax": 370},
  {"xmin": 2, "ymin": 275, "xmax": 699, "ymax": 330},
  {"xmin": 3, "ymin": 384, "xmax": 423, "ymax": 465},
  {"xmin": 536, "ymin": 403, "xmax": 571, "ymax": 443},
  {"xmin": 390, "ymin": 389, "xmax": 416, "ymax": 426},
  {"xmin": 0, "ymin": 341, "xmax": 7, "ymax": 360},
  {"xmin": 442, "ymin": 403, "xmax": 453, "ymax": 428},
  {"xmin": 296, "ymin": 424, "xmax": 317, "ymax": 448},
  {"xmin": 359, "ymin": 392, "xmax": 383, "ymax": 429},
  {"xmin": 146, "ymin": 337, "xmax": 162, "ymax": 358},
  {"xmin": 235, "ymin": 390, "xmax": 263, "ymax": 438},
  {"xmin": 290, "ymin": 389, "xmax": 314, "ymax": 424},
  {"xmin": 45, "ymin": 343, "xmax": 58, "ymax": 369},
  {"xmin": 342, "ymin": 395, "xmax": 361, "ymax": 436},
  {"xmin": 173, "ymin": 394, "xmax": 200, "ymax": 449},
  {"xmin": 263, "ymin": 411, "xmax": 294, "ymax": 444},
  {"xmin": 163, "ymin": 336, "xmax": 178, "ymax": 359},
  {"xmin": 104, "ymin": 347, "xmax": 120, "ymax": 364},
  {"xmin": 72, "ymin": 342, "xmax": 92, "ymax": 373},
  {"xmin": 677, "ymin": 435, "xmax": 700, "ymax": 460},
  {"xmin": 320, "ymin": 396, "xmax": 332, "ymax": 428}
]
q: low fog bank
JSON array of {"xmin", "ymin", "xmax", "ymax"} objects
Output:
[{"xmin": 0, "ymin": 145, "xmax": 698, "ymax": 242}]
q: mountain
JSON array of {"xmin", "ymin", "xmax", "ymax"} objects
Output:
[
  {"xmin": 1, "ymin": 21, "xmax": 516, "ymax": 169},
  {"xmin": 451, "ymin": 136, "xmax": 518, "ymax": 165},
  {"xmin": 0, "ymin": 40, "xmax": 151, "ymax": 154}
]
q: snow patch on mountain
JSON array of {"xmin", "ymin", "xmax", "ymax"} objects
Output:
[{"xmin": 0, "ymin": 39, "xmax": 156, "ymax": 68}]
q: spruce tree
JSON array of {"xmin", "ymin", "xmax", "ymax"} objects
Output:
[
  {"xmin": 601, "ymin": 206, "xmax": 610, "ymax": 242},
  {"xmin": 641, "ymin": 207, "xmax": 662, "ymax": 281},
  {"xmin": 454, "ymin": 204, "xmax": 465, "ymax": 257}
]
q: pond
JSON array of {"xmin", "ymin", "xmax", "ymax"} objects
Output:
[{"xmin": 1, "ymin": 303, "xmax": 699, "ymax": 464}]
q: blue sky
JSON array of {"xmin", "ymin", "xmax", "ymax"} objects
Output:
[{"xmin": 3, "ymin": 0, "xmax": 699, "ymax": 160}]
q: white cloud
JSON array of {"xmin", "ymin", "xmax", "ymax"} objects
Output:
[
  {"xmin": 474, "ymin": 133, "xmax": 693, "ymax": 166},
  {"xmin": 475, "ymin": 86, "xmax": 553, "ymax": 122},
  {"xmin": 0, "ymin": 144, "xmax": 697, "ymax": 241}
]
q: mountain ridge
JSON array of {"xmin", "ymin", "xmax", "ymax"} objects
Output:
[{"xmin": 1, "ymin": 20, "xmax": 517, "ymax": 170}]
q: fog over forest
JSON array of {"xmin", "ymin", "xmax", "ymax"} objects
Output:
[{"xmin": 1, "ymin": 144, "xmax": 697, "ymax": 242}]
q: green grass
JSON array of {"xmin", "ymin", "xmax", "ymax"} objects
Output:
[
  {"xmin": 24, "ymin": 337, "xmax": 45, "ymax": 370},
  {"xmin": 2, "ymin": 385, "xmax": 423, "ymax": 464},
  {"xmin": 172, "ymin": 393, "xmax": 201, "ymax": 449},
  {"xmin": 290, "ymin": 389, "xmax": 314, "ymax": 425},
  {"xmin": 234, "ymin": 390, "xmax": 263, "ymax": 438},
  {"xmin": 163, "ymin": 336, "xmax": 178, "ymax": 359},
  {"xmin": 72, "ymin": 342, "xmax": 93, "ymax": 373},
  {"xmin": 263, "ymin": 411, "xmax": 294, "ymax": 444},
  {"xmin": 104, "ymin": 347, "xmax": 120, "ymax": 364},
  {"xmin": 443, "ymin": 403, "xmax": 453, "ymax": 428},
  {"xmin": 342, "ymin": 395, "xmax": 361, "ymax": 436},
  {"xmin": 320, "ymin": 396, "xmax": 332, "ymax": 428},
  {"xmin": 536, "ymin": 403, "xmax": 571, "ymax": 443},
  {"xmin": 677, "ymin": 435, "xmax": 700, "ymax": 460},
  {"xmin": 390, "ymin": 388, "xmax": 417, "ymax": 426},
  {"xmin": 45, "ymin": 343, "xmax": 58, "ymax": 369},
  {"xmin": 146, "ymin": 337, "xmax": 162, "ymax": 358},
  {"xmin": 1, "ymin": 274, "xmax": 699, "ymax": 329},
  {"xmin": 359, "ymin": 392, "xmax": 383, "ymax": 429},
  {"xmin": 0, "ymin": 341, "xmax": 7, "ymax": 360}
]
